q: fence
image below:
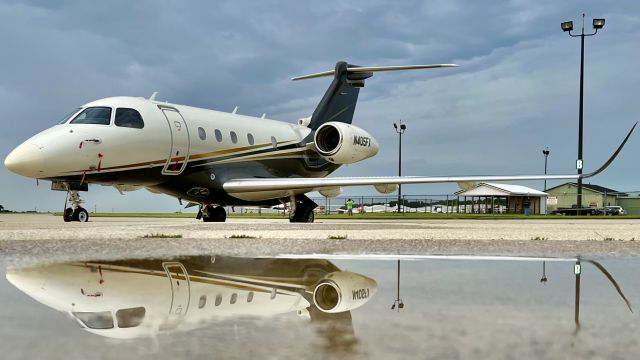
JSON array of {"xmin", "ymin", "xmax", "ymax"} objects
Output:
[{"xmin": 223, "ymin": 191, "xmax": 640, "ymax": 215}]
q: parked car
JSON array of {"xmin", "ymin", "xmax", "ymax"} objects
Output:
[{"xmin": 600, "ymin": 206, "xmax": 626, "ymax": 215}]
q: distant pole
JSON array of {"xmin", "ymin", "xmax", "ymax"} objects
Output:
[
  {"xmin": 393, "ymin": 120, "xmax": 407, "ymax": 213},
  {"xmin": 542, "ymin": 147, "xmax": 550, "ymax": 190}
]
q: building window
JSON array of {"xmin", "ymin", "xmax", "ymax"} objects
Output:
[
  {"xmin": 198, "ymin": 127, "xmax": 206, "ymax": 141},
  {"xmin": 247, "ymin": 133, "xmax": 255, "ymax": 145},
  {"xmin": 215, "ymin": 129, "xmax": 223, "ymax": 142},
  {"xmin": 230, "ymin": 131, "xmax": 238, "ymax": 144},
  {"xmin": 198, "ymin": 295, "xmax": 207, "ymax": 309}
]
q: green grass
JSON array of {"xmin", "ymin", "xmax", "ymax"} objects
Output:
[
  {"xmin": 227, "ymin": 234, "xmax": 256, "ymax": 239},
  {"xmin": 328, "ymin": 234, "xmax": 348, "ymax": 240},
  {"xmin": 141, "ymin": 233, "xmax": 183, "ymax": 238}
]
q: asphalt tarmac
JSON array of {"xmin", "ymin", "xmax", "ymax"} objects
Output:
[{"xmin": 1, "ymin": 214, "xmax": 639, "ymax": 264}]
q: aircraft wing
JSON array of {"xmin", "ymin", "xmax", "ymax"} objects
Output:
[
  {"xmin": 223, "ymin": 174, "xmax": 578, "ymax": 194},
  {"xmin": 224, "ymin": 121, "xmax": 636, "ymax": 198}
]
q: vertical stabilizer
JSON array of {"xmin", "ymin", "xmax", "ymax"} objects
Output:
[{"xmin": 308, "ymin": 62, "xmax": 372, "ymax": 130}]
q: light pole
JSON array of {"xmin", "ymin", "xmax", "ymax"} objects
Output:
[
  {"xmin": 561, "ymin": 14, "xmax": 605, "ymax": 214},
  {"xmin": 393, "ymin": 121, "xmax": 406, "ymax": 213},
  {"xmin": 390, "ymin": 260, "xmax": 404, "ymax": 311},
  {"xmin": 542, "ymin": 147, "xmax": 550, "ymax": 191}
]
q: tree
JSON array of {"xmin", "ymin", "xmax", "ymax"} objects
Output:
[{"xmin": 0, "ymin": 205, "xmax": 4, "ymax": 212}]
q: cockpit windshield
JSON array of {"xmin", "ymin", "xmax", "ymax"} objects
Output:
[
  {"xmin": 57, "ymin": 108, "xmax": 81, "ymax": 124},
  {"xmin": 70, "ymin": 107, "xmax": 112, "ymax": 125},
  {"xmin": 72, "ymin": 311, "xmax": 114, "ymax": 329}
]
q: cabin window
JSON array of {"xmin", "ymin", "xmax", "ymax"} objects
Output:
[
  {"xmin": 230, "ymin": 131, "xmax": 238, "ymax": 144},
  {"xmin": 72, "ymin": 311, "xmax": 114, "ymax": 329},
  {"xmin": 270, "ymin": 136, "xmax": 277, "ymax": 149},
  {"xmin": 215, "ymin": 294, "xmax": 222, "ymax": 306},
  {"xmin": 58, "ymin": 108, "xmax": 81, "ymax": 124},
  {"xmin": 247, "ymin": 292, "xmax": 254, "ymax": 303},
  {"xmin": 198, "ymin": 295, "xmax": 207, "ymax": 309},
  {"xmin": 116, "ymin": 307, "xmax": 146, "ymax": 328},
  {"xmin": 115, "ymin": 108, "xmax": 144, "ymax": 129},
  {"xmin": 70, "ymin": 107, "xmax": 112, "ymax": 125},
  {"xmin": 247, "ymin": 133, "xmax": 255, "ymax": 146},
  {"xmin": 215, "ymin": 129, "xmax": 223, "ymax": 142},
  {"xmin": 230, "ymin": 293, "xmax": 238, "ymax": 304},
  {"xmin": 198, "ymin": 127, "xmax": 206, "ymax": 141}
]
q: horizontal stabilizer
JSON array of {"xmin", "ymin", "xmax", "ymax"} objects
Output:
[{"xmin": 292, "ymin": 64, "xmax": 458, "ymax": 81}]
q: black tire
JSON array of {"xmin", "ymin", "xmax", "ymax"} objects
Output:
[
  {"xmin": 202, "ymin": 205, "xmax": 214, "ymax": 222},
  {"xmin": 213, "ymin": 206, "xmax": 227, "ymax": 222},
  {"xmin": 63, "ymin": 208, "xmax": 73, "ymax": 222},
  {"xmin": 73, "ymin": 207, "xmax": 89, "ymax": 222},
  {"xmin": 202, "ymin": 205, "xmax": 226, "ymax": 222},
  {"xmin": 290, "ymin": 208, "xmax": 315, "ymax": 223}
]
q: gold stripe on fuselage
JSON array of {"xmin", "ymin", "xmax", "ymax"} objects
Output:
[{"xmin": 64, "ymin": 140, "xmax": 304, "ymax": 175}]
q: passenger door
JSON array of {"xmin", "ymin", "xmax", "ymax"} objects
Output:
[
  {"xmin": 161, "ymin": 107, "xmax": 190, "ymax": 175},
  {"xmin": 163, "ymin": 262, "xmax": 191, "ymax": 316}
]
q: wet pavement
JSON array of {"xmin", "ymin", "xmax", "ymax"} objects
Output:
[{"xmin": 0, "ymin": 214, "xmax": 639, "ymax": 359}]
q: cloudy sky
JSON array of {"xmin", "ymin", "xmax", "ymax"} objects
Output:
[{"xmin": 1, "ymin": 0, "xmax": 639, "ymax": 212}]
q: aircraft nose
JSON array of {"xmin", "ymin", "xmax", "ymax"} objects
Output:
[
  {"xmin": 6, "ymin": 270, "xmax": 46, "ymax": 296},
  {"xmin": 4, "ymin": 142, "xmax": 46, "ymax": 178}
]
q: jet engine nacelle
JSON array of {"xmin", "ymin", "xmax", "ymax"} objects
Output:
[
  {"xmin": 312, "ymin": 271, "xmax": 377, "ymax": 313},
  {"xmin": 314, "ymin": 122, "xmax": 379, "ymax": 164},
  {"xmin": 374, "ymin": 184, "xmax": 398, "ymax": 194}
]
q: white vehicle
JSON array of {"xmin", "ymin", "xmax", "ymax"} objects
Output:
[
  {"xmin": 6, "ymin": 256, "xmax": 376, "ymax": 339},
  {"xmin": 604, "ymin": 206, "xmax": 626, "ymax": 215},
  {"xmin": 4, "ymin": 61, "xmax": 636, "ymax": 222}
]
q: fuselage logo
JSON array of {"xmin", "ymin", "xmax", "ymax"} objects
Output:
[{"xmin": 353, "ymin": 136, "xmax": 371, "ymax": 147}]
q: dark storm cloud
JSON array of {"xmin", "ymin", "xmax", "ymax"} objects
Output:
[{"xmin": 1, "ymin": 0, "xmax": 639, "ymax": 211}]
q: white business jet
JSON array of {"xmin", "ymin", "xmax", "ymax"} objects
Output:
[{"xmin": 3, "ymin": 61, "xmax": 635, "ymax": 222}]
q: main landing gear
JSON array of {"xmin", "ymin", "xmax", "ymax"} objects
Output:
[
  {"xmin": 198, "ymin": 204, "xmax": 227, "ymax": 222},
  {"xmin": 63, "ymin": 190, "xmax": 89, "ymax": 222},
  {"xmin": 289, "ymin": 195, "xmax": 317, "ymax": 223}
]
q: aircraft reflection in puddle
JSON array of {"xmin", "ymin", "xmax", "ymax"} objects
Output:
[
  {"xmin": 290, "ymin": 254, "xmax": 634, "ymax": 333},
  {"xmin": 5, "ymin": 256, "xmax": 377, "ymax": 340}
]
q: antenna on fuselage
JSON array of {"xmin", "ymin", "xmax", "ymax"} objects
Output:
[
  {"xmin": 232, "ymin": 106, "xmax": 239, "ymax": 114},
  {"xmin": 149, "ymin": 92, "xmax": 158, "ymax": 101}
]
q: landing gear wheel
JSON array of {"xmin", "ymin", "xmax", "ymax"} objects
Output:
[
  {"xmin": 289, "ymin": 195, "xmax": 317, "ymax": 223},
  {"xmin": 73, "ymin": 207, "xmax": 89, "ymax": 222},
  {"xmin": 63, "ymin": 208, "xmax": 74, "ymax": 222},
  {"xmin": 202, "ymin": 205, "xmax": 227, "ymax": 222}
]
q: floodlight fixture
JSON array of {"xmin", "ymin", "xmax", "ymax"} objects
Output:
[
  {"xmin": 592, "ymin": 18, "xmax": 605, "ymax": 29},
  {"xmin": 561, "ymin": 21, "xmax": 574, "ymax": 32}
]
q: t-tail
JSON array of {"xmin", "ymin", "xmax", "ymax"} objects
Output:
[{"xmin": 293, "ymin": 61, "xmax": 458, "ymax": 130}]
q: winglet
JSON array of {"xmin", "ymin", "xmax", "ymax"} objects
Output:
[{"xmin": 583, "ymin": 121, "xmax": 637, "ymax": 178}]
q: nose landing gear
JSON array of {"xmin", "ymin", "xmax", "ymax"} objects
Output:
[{"xmin": 63, "ymin": 190, "xmax": 89, "ymax": 222}]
